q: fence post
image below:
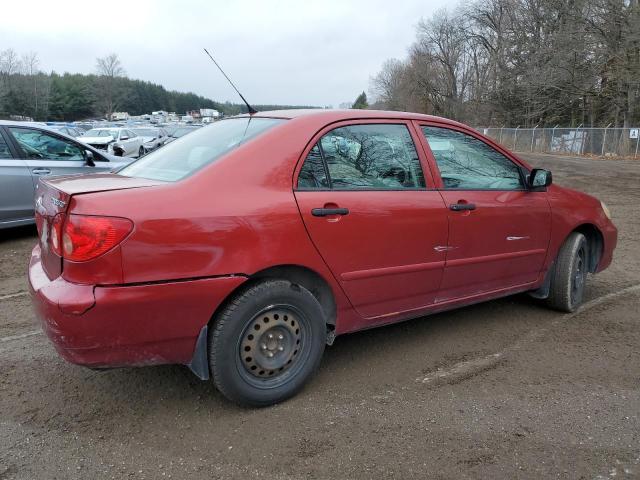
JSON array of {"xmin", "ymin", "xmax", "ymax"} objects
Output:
[
  {"xmin": 601, "ymin": 123, "xmax": 612, "ymax": 157},
  {"xmin": 499, "ymin": 126, "xmax": 504, "ymax": 144},
  {"xmin": 550, "ymin": 125, "xmax": 559, "ymax": 153},
  {"xmin": 513, "ymin": 125, "xmax": 520, "ymax": 150},
  {"xmin": 570, "ymin": 124, "xmax": 583, "ymax": 154},
  {"xmin": 531, "ymin": 124, "xmax": 538, "ymax": 152}
]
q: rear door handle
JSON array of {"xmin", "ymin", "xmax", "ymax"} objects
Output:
[
  {"xmin": 449, "ymin": 202, "xmax": 476, "ymax": 211},
  {"xmin": 311, "ymin": 207, "xmax": 349, "ymax": 217},
  {"xmin": 32, "ymin": 168, "xmax": 51, "ymax": 175}
]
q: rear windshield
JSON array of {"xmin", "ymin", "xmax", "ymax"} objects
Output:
[{"xmin": 118, "ymin": 118, "xmax": 283, "ymax": 181}]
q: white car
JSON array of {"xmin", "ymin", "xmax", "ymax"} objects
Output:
[
  {"xmin": 81, "ymin": 128, "xmax": 145, "ymax": 158},
  {"xmin": 130, "ymin": 127, "xmax": 169, "ymax": 153}
]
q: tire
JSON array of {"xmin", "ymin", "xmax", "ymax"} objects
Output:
[
  {"xmin": 209, "ymin": 280, "xmax": 326, "ymax": 407},
  {"xmin": 546, "ymin": 232, "xmax": 589, "ymax": 312},
  {"xmin": 138, "ymin": 146, "xmax": 145, "ymax": 157}
]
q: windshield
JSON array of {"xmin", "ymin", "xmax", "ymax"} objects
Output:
[
  {"xmin": 84, "ymin": 129, "xmax": 118, "ymax": 137},
  {"xmin": 131, "ymin": 129, "xmax": 158, "ymax": 137},
  {"xmin": 172, "ymin": 127, "xmax": 198, "ymax": 138},
  {"xmin": 118, "ymin": 118, "xmax": 283, "ymax": 181}
]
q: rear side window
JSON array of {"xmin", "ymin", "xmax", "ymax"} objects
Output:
[
  {"xmin": 119, "ymin": 118, "xmax": 284, "ymax": 181},
  {"xmin": 298, "ymin": 123, "xmax": 425, "ymax": 190}
]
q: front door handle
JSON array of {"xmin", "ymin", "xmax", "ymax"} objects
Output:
[
  {"xmin": 449, "ymin": 202, "xmax": 476, "ymax": 211},
  {"xmin": 311, "ymin": 207, "xmax": 349, "ymax": 217},
  {"xmin": 32, "ymin": 168, "xmax": 51, "ymax": 175}
]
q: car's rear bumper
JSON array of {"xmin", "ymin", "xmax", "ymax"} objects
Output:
[{"xmin": 28, "ymin": 244, "xmax": 246, "ymax": 368}]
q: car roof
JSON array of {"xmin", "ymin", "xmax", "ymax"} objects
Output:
[
  {"xmin": 0, "ymin": 120, "xmax": 88, "ymax": 143},
  {"xmin": 244, "ymin": 108, "xmax": 463, "ymax": 126},
  {"xmin": 0, "ymin": 120, "xmax": 50, "ymax": 128}
]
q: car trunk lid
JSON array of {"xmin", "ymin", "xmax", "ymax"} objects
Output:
[{"xmin": 35, "ymin": 173, "xmax": 164, "ymax": 279}]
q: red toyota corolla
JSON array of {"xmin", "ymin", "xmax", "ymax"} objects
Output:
[{"xmin": 29, "ymin": 110, "xmax": 617, "ymax": 406}]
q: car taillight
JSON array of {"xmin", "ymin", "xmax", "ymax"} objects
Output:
[
  {"xmin": 61, "ymin": 214, "xmax": 133, "ymax": 262},
  {"xmin": 50, "ymin": 214, "xmax": 65, "ymax": 256}
]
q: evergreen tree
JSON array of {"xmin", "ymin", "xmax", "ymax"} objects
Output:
[{"xmin": 352, "ymin": 91, "xmax": 368, "ymax": 109}]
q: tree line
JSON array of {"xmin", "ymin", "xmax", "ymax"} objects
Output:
[
  {"xmin": 0, "ymin": 51, "xmax": 315, "ymax": 121},
  {"xmin": 370, "ymin": 0, "xmax": 640, "ymax": 127}
]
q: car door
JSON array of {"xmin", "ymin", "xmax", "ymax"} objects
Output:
[
  {"xmin": 417, "ymin": 123, "xmax": 551, "ymax": 302},
  {"xmin": 123, "ymin": 130, "xmax": 134, "ymax": 156},
  {"xmin": 8, "ymin": 126, "xmax": 97, "ymax": 178},
  {"xmin": 294, "ymin": 121, "xmax": 449, "ymax": 319},
  {"xmin": 0, "ymin": 128, "xmax": 36, "ymax": 225},
  {"xmin": 125, "ymin": 130, "xmax": 140, "ymax": 156}
]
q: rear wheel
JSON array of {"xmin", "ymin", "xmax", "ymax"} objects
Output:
[
  {"xmin": 546, "ymin": 232, "xmax": 588, "ymax": 312},
  {"xmin": 209, "ymin": 280, "xmax": 326, "ymax": 407}
]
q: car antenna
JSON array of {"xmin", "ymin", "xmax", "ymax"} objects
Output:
[{"xmin": 203, "ymin": 48, "xmax": 257, "ymax": 115}]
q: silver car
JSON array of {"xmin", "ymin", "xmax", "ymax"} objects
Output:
[
  {"xmin": 0, "ymin": 121, "xmax": 134, "ymax": 229},
  {"xmin": 81, "ymin": 127, "xmax": 145, "ymax": 158}
]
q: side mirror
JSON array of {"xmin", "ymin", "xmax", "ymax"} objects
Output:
[
  {"xmin": 84, "ymin": 150, "xmax": 95, "ymax": 167},
  {"xmin": 120, "ymin": 136, "xmax": 129, "ymax": 141},
  {"xmin": 529, "ymin": 168, "xmax": 552, "ymax": 190}
]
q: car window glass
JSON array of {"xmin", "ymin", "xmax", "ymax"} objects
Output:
[
  {"xmin": 9, "ymin": 127, "xmax": 84, "ymax": 161},
  {"xmin": 421, "ymin": 126, "xmax": 524, "ymax": 190},
  {"xmin": 119, "ymin": 118, "xmax": 283, "ymax": 182},
  {"xmin": 298, "ymin": 144, "xmax": 329, "ymax": 188},
  {"xmin": 0, "ymin": 134, "xmax": 13, "ymax": 159},
  {"xmin": 299, "ymin": 123, "xmax": 426, "ymax": 190}
]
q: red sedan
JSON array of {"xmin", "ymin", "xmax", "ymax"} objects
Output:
[{"xmin": 29, "ymin": 110, "xmax": 617, "ymax": 406}]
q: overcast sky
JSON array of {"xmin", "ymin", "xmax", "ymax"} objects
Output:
[{"xmin": 4, "ymin": 0, "xmax": 451, "ymax": 107}]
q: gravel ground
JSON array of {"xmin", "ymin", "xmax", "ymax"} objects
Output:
[{"xmin": 0, "ymin": 153, "xmax": 638, "ymax": 479}]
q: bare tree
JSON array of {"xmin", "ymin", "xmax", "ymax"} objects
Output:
[
  {"xmin": 370, "ymin": 0, "xmax": 640, "ymax": 127},
  {"xmin": 96, "ymin": 53, "xmax": 125, "ymax": 78},
  {"xmin": 95, "ymin": 53, "xmax": 126, "ymax": 119},
  {"xmin": 21, "ymin": 51, "xmax": 40, "ymax": 117},
  {"xmin": 0, "ymin": 49, "xmax": 22, "ymax": 75}
]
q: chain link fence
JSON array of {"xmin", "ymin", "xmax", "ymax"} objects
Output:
[{"xmin": 476, "ymin": 127, "xmax": 640, "ymax": 158}]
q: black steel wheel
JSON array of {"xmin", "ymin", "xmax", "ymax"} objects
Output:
[{"xmin": 209, "ymin": 280, "xmax": 325, "ymax": 407}]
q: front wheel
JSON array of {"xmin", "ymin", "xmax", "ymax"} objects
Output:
[
  {"xmin": 546, "ymin": 232, "xmax": 589, "ymax": 312},
  {"xmin": 138, "ymin": 146, "xmax": 145, "ymax": 157},
  {"xmin": 209, "ymin": 280, "xmax": 326, "ymax": 407}
]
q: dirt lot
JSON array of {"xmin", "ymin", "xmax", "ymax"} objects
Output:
[{"xmin": 1, "ymin": 153, "xmax": 638, "ymax": 479}]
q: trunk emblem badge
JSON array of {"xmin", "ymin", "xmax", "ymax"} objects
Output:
[{"xmin": 51, "ymin": 197, "xmax": 66, "ymax": 209}]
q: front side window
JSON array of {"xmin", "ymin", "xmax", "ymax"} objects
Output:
[
  {"xmin": 298, "ymin": 123, "xmax": 426, "ymax": 190},
  {"xmin": 119, "ymin": 118, "xmax": 283, "ymax": 182},
  {"xmin": 421, "ymin": 126, "xmax": 524, "ymax": 190},
  {"xmin": 9, "ymin": 127, "xmax": 84, "ymax": 161}
]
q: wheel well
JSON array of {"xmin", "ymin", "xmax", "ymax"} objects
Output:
[
  {"xmin": 573, "ymin": 224, "xmax": 603, "ymax": 273},
  {"xmin": 208, "ymin": 265, "xmax": 337, "ymax": 332},
  {"xmin": 250, "ymin": 265, "xmax": 337, "ymax": 330}
]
